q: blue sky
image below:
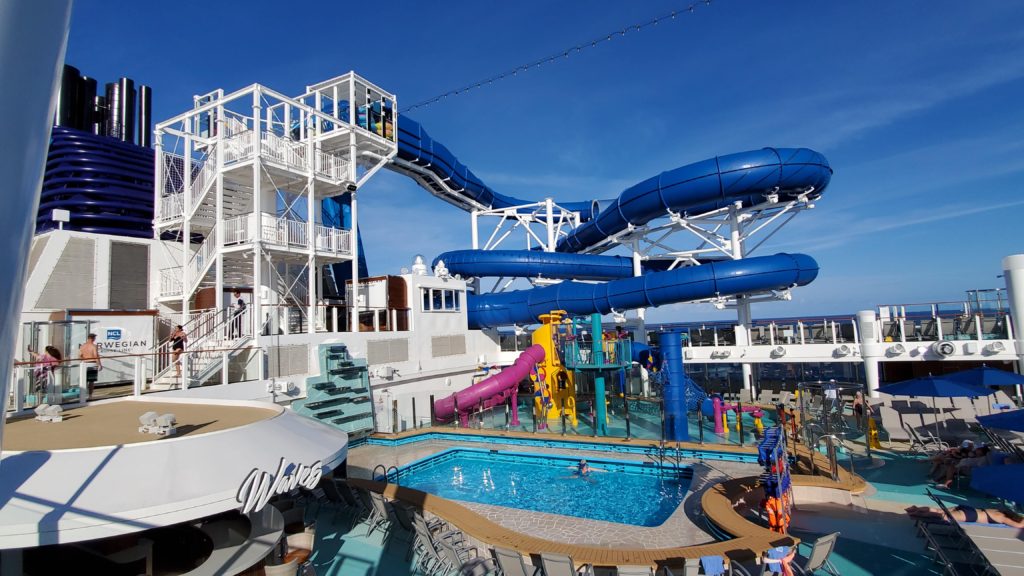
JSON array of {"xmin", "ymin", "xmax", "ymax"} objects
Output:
[{"xmin": 66, "ymin": 1, "xmax": 1024, "ymax": 322}]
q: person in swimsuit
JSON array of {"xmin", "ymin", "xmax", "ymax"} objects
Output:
[
  {"xmin": 906, "ymin": 505, "xmax": 1024, "ymax": 528},
  {"xmin": 170, "ymin": 325, "xmax": 187, "ymax": 377},
  {"xmin": 577, "ymin": 459, "xmax": 590, "ymax": 477},
  {"xmin": 78, "ymin": 333, "xmax": 101, "ymax": 400}
]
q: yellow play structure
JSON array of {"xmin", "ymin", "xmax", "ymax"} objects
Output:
[{"xmin": 531, "ymin": 311, "xmax": 578, "ymax": 426}]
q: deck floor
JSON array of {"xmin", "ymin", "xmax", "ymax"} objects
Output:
[{"xmin": 3, "ymin": 400, "xmax": 276, "ymax": 450}]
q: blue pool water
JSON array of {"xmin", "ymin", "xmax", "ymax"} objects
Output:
[{"xmin": 395, "ymin": 448, "xmax": 692, "ymax": 527}]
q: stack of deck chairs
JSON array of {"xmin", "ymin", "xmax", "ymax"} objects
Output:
[{"xmin": 757, "ymin": 427, "xmax": 793, "ymax": 533}]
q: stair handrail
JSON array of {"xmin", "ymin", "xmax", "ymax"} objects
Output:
[
  {"xmin": 371, "ymin": 464, "xmax": 387, "ymax": 483},
  {"xmin": 386, "ymin": 465, "xmax": 400, "ymax": 485}
]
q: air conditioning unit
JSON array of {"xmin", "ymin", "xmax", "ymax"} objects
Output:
[
  {"xmin": 985, "ymin": 341, "xmax": 1006, "ymax": 354},
  {"xmin": 771, "ymin": 346, "xmax": 786, "ymax": 358},
  {"xmin": 931, "ymin": 340, "xmax": 956, "ymax": 358},
  {"xmin": 835, "ymin": 344, "xmax": 853, "ymax": 357},
  {"xmin": 887, "ymin": 343, "xmax": 906, "ymax": 356}
]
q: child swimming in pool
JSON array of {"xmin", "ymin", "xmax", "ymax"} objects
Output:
[{"xmin": 577, "ymin": 459, "xmax": 590, "ymax": 476}]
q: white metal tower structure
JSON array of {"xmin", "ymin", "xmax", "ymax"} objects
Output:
[{"xmin": 153, "ymin": 73, "xmax": 397, "ymax": 386}]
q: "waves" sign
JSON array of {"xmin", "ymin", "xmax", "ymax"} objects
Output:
[{"xmin": 236, "ymin": 458, "xmax": 323, "ymax": 513}]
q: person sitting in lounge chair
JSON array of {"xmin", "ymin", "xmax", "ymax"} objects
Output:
[
  {"xmin": 906, "ymin": 505, "xmax": 1024, "ymax": 528},
  {"xmin": 927, "ymin": 439, "xmax": 973, "ymax": 478},
  {"xmin": 937, "ymin": 445, "xmax": 990, "ymax": 487}
]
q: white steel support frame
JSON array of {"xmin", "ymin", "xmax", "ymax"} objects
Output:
[
  {"xmin": 152, "ymin": 73, "xmax": 397, "ymax": 381},
  {"xmin": 471, "ymin": 199, "xmax": 581, "ymax": 253}
]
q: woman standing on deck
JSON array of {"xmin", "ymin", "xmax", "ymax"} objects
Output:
[
  {"xmin": 170, "ymin": 325, "xmax": 187, "ymax": 378},
  {"xmin": 27, "ymin": 345, "xmax": 62, "ymax": 396}
]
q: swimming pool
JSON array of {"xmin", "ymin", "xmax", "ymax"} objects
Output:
[{"xmin": 394, "ymin": 448, "xmax": 692, "ymax": 527}]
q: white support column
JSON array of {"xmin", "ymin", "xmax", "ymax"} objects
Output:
[
  {"xmin": 153, "ymin": 131, "xmax": 163, "ymax": 241},
  {"xmin": 545, "ymin": 197, "xmax": 555, "ymax": 252},
  {"xmin": 349, "ymin": 190, "xmax": 360, "ymax": 332},
  {"xmin": 471, "ymin": 211, "xmax": 479, "ymax": 250},
  {"xmin": 632, "ymin": 240, "xmax": 646, "ymax": 322},
  {"xmin": 857, "ymin": 310, "xmax": 883, "ymax": 397},
  {"xmin": 181, "ymin": 130, "xmax": 193, "ymax": 321},
  {"xmin": 729, "ymin": 204, "xmax": 754, "ymax": 391},
  {"xmin": 1002, "ymin": 254, "xmax": 1024, "ymax": 400},
  {"xmin": 348, "ymin": 80, "xmax": 360, "ymax": 333},
  {"xmin": 252, "ymin": 89, "xmax": 265, "ymax": 379},
  {"xmin": 307, "ymin": 134, "xmax": 316, "ymax": 334},
  {"xmin": 215, "ymin": 102, "xmax": 226, "ymax": 316}
]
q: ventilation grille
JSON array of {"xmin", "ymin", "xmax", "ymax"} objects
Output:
[
  {"xmin": 367, "ymin": 339, "xmax": 409, "ymax": 364},
  {"xmin": 432, "ymin": 334, "xmax": 466, "ymax": 358},
  {"xmin": 109, "ymin": 242, "xmax": 149, "ymax": 309},
  {"xmin": 36, "ymin": 237, "xmax": 95, "ymax": 309},
  {"xmin": 267, "ymin": 344, "xmax": 309, "ymax": 377}
]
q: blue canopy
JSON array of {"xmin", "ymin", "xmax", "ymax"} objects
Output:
[
  {"xmin": 877, "ymin": 375, "xmax": 995, "ymax": 398},
  {"xmin": 947, "ymin": 366, "xmax": 1024, "ymax": 388},
  {"xmin": 970, "ymin": 464, "xmax": 1024, "ymax": 504},
  {"xmin": 977, "ymin": 408, "xmax": 1024, "ymax": 432}
]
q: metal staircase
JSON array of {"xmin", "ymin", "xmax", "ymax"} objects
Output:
[{"xmin": 150, "ymin": 308, "xmax": 254, "ymax": 390}]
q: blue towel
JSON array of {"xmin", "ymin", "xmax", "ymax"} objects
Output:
[
  {"xmin": 700, "ymin": 555, "xmax": 726, "ymax": 576},
  {"xmin": 764, "ymin": 546, "xmax": 790, "ymax": 574}
]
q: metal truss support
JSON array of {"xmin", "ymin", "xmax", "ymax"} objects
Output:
[{"xmin": 471, "ymin": 198, "xmax": 581, "ymax": 253}]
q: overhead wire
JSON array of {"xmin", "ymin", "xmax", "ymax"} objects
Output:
[{"xmin": 401, "ymin": 1, "xmax": 714, "ymax": 113}]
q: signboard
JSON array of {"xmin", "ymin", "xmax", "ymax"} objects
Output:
[
  {"xmin": 236, "ymin": 458, "xmax": 323, "ymax": 513},
  {"xmin": 67, "ymin": 312, "xmax": 155, "ymax": 385}
]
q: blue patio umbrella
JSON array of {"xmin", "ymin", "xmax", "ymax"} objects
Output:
[
  {"xmin": 970, "ymin": 463, "xmax": 1024, "ymax": 504},
  {"xmin": 947, "ymin": 365, "xmax": 1024, "ymax": 388},
  {"xmin": 977, "ymin": 408, "xmax": 1024, "ymax": 433},
  {"xmin": 878, "ymin": 375, "xmax": 994, "ymax": 439}
]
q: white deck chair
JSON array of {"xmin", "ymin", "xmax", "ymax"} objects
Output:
[
  {"xmin": 540, "ymin": 553, "xmax": 595, "ymax": 576},
  {"xmin": 792, "ymin": 532, "xmax": 841, "ymax": 576},
  {"xmin": 492, "ymin": 547, "xmax": 540, "ymax": 576}
]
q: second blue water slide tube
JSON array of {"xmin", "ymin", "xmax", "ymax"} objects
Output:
[{"xmin": 468, "ymin": 253, "xmax": 818, "ymax": 329}]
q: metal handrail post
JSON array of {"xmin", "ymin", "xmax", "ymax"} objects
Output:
[
  {"xmin": 737, "ymin": 400, "xmax": 744, "ymax": 447},
  {"xmin": 412, "ymin": 397, "xmax": 417, "ymax": 429},
  {"xmin": 429, "ymin": 394, "xmax": 436, "ymax": 427},
  {"xmin": 698, "ymin": 410, "xmax": 705, "ymax": 445},
  {"xmin": 624, "ymin": 394, "xmax": 632, "ymax": 440}
]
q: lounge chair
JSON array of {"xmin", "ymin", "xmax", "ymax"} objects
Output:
[
  {"xmin": 365, "ymin": 491, "xmax": 393, "ymax": 538},
  {"xmin": 877, "ymin": 406, "xmax": 909, "ymax": 446},
  {"xmin": 679, "ymin": 556, "xmax": 752, "ymax": 576},
  {"xmin": 616, "ymin": 565, "xmax": 654, "ymax": 576},
  {"xmin": 905, "ymin": 423, "xmax": 949, "ymax": 456},
  {"xmin": 539, "ymin": 553, "xmax": 595, "ymax": 576},
  {"xmin": 413, "ymin": 530, "xmax": 452, "ymax": 576},
  {"xmin": 436, "ymin": 536, "xmax": 491, "ymax": 575},
  {"xmin": 492, "ymin": 547, "xmax": 540, "ymax": 576},
  {"xmin": 791, "ymin": 532, "xmax": 841, "ymax": 576}
]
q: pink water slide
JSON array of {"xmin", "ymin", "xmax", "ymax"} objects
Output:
[{"xmin": 434, "ymin": 344, "xmax": 545, "ymax": 427}]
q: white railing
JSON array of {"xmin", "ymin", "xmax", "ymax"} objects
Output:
[
  {"xmin": 160, "ymin": 151, "xmax": 186, "ymax": 195},
  {"xmin": 186, "ymin": 226, "xmax": 218, "ymax": 295},
  {"xmin": 314, "ymin": 224, "xmax": 351, "ymax": 254},
  {"xmin": 158, "ymin": 193, "xmax": 184, "ymax": 222},
  {"xmin": 260, "ymin": 213, "xmax": 307, "ymax": 248},
  {"xmin": 159, "ymin": 267, "xmax": 183, "ymax": 297},
  {"xmin": 260, "ymin": 131, "xmax": 307, "ymax": 171},
  {"xmin": 223, "ymin": 130, "xmax": 254, "ymax": 164},
  {"xmin": 223, "ymin": 213, "xmax": 254, "ymax": 246},
  {"xmin": 222, "ymin": 116, "xmax": 249, "ymax": 138},
  {"xmin": 188, "ymin": 146, "xmax": 218, "ymax": 215},
  {"xmin": 315, "ymin": 149, "xmax": 349, "ymax": 181}
]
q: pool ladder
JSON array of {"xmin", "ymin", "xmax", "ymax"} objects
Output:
[
  {"xmin": 654, "ymin": 440, "xmax": 684, "ymax": 473},
  {"xmin": 371, "ymin": 464, "xmax": 401, "ymax": 485}
]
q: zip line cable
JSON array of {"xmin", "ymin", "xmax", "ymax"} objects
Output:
[{"xmin": 402, "ymin": 1, "xmax": 715, "ymax": 113}]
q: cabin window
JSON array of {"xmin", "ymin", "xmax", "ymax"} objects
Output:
[{"xmin": 420, "ymin": 287, "xmax": 463, "ymax": 312}]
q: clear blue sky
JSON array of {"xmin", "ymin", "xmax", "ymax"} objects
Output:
[{"xmin": 66, "ymin": 1, "xmax": 1024, "ymax": 323}]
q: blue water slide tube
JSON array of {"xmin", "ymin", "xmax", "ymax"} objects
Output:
[
  {"xmin": 467, "ymin": 253, "xmax": 817, "ymax": 329},
  {"xmin": 557, "ymin": 147, "xmax": 831, "ymax": 253},
  {"xmin": 395, "ymin": 116, "xmax": 599, "ymax": 220},
  {"xmin": 437, "ymin": 250, "xmax": 635, "ymax": 281}
]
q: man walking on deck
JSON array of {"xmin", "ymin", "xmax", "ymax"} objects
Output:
[{"xmin": 79, "ymin": 333, "xmax": 101, "ymax": 400}]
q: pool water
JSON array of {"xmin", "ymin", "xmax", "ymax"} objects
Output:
[{"xmin": 396, "ymin": 448, "xmax": 692, "ymax": 527}]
